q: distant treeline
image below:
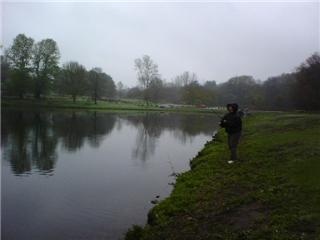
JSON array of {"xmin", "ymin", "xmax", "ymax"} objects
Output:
[
  {"xmin": 126, "ymin": 53, "xmax": 320, "ymax": 110},
  {"xmin": 1, "ymin": 34, "xmax": 319, "ymax": 110},
  {"xmin": 1, "ymin": 34, "xmax": 116, "ymax": 103}
]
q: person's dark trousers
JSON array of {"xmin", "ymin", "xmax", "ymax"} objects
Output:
[{"xmin": 227, "ymin": 132, "xmax": 241, "ymax": 160}]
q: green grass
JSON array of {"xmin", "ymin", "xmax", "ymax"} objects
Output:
[
  {"xmin": 2, "ymin": 97, "xmax": 156, "ymax": 110},
  {"xmin": 125, "ymin": 112, "xmax": 320, "ymax": 240},
  {"xmin": 1, "ymin": 97, "xmax": 216, "ymax": 113}
]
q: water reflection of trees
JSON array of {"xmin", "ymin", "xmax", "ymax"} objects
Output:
[
  {"xmin": 2, "ymin": 110, "xmax": 57, "ymax": 175},
  {"xmin": 1, "ymin": 110, "xmax": 116, "ymax": 175},
  {"xmin": 31, "ymin": 113, "xmax": 57, "ymax": 173},
  {"xmin": 52, "ymin": 111, "xmax": 116, "ymax": 151},
  {"xmin": 2, "ymin": 110, "xmax": 218, "ymax": 174},
  {"xmin": 120, "ymin": 113, "xmax": 218, "ymax": 161},
  {"xmin": 131, "ymin": 114, "xmax": 162, "ymax": 162}
]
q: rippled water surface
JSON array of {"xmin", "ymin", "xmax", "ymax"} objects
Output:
[{"xmin": 2, "ymin": 109, "xmax": 218, "ymax": 240}]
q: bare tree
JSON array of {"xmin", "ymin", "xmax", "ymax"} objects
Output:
[
  {"xmin": 174, "ymin": 71, "xmax": 197, "ymax": 87},
  {"xmin": 134, "ymin": 55, "xmax": 159, "ymax": 105}
]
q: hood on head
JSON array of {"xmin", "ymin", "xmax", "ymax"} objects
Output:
[
  {"xmin": 232, "ymin": 103, "xmax": 239, "ymax": 112},
  {"xmin": 226, "ymin": 103, "xmax": 239, "ymax": 112}
]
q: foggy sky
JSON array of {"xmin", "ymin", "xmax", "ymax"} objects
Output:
[{"xmin": 2, "ymin": 1, "xmax": 319, "ymax": 87}]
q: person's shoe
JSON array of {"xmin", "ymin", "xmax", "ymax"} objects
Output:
[{"xmin": 227, "ymin": 160, "xmax": 234, "ymax": 164}]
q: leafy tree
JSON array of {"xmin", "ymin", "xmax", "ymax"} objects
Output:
[
  {"xmin": 88, "ymin": 68, "xmax": 104, "ymax": 104},
  {"xmin": 32, "ymin": 38, "xmax": 60, "ymax": 98},
  {"xmin": 87, "ymin": 68, "xmax": 115, "ymax": 103},
  {"xmin": 148, "ymin": 77, "xmax": 164, "ymax": 103},
  {"xmin": 161, "ymin": 83, "xmax": 182, "ymax": 104},
  {"xmin": 6, "ymin": 34, "xmax": 34, "ymax": 98},
  {"xmin": 295, "ymin": 53, "xmax": 320, "ymax": 110},
  {"xmin": 58, "ymin": 61, "xmax": 87, "ymax": 102},
  {"xmin": 9, "ymin": 70, "xmax": 32, "ymax": 98},
  {"xmin": 126, "ymin": 87, "xmax": 143, "ymax": 99},
  {"xmin": 103, "ymin": 73, "xmax": 116, "ymax": 99},
  {"xmin": 217, "ymin": 75, "xmax": 259, "ymax": 107},
  {"xmin": 263, "ymin": 73, "xmax": 296, "ymax": 110},
  {"xmin": 182, "ymin": 81, "xmax": 198, "ymax": 105},
  {"xmin": 1, "ymin": 55, "xmax": 11, "ymax": 96}
]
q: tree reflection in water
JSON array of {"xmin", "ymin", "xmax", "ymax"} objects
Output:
[
  {"xmin": 2, "ymin": 110, "xmax": 57, "ymax": 175},
  {"xmin": 2, "ymin": 110, "xmax": 116, "ymax": 175},
  {"xmin": 132, "ymin": 114, "xmax": 162, "ymax": 162},
  {"xmin": 2, "ymin": 110, "xmax": 218, "ymax": 175},
  {"xmin": 53, "ymin": 111, "xmax": 116, "ymax": 151},
  {"xmin": 31, "ymin": 112, "xmax": 57, "ymax": 174},
  {"xmin": 120, "ymin": 112, "xmax": 217, "ymax": 162}
]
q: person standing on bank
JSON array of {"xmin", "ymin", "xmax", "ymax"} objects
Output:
[{"xmin": 220, "ymin": 103, "xmax": 242, "ymax": 164}]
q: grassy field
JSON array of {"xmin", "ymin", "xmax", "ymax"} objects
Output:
[
  {"xmin": 2, "ymin": 97, "xmax": 157, "ymax": 110},
  {"xmin": 125, "ymin": 112, "xmax": 320, "ymax": 240},
  {"xmin": 1, "ymin": 97, "xmax": 215, "ymax": 113}
]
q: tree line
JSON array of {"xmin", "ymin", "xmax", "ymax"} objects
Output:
[
  {"xmin": 2, "ymin": 34, "xmax": 319, "ymax": 110},
  {"xmin": 128, "ymin": 53, "xmax": 319, "ymax": 110},
  {"xmin": 1, "ymin": 34, "xmax": 116, "ymax": 103}
]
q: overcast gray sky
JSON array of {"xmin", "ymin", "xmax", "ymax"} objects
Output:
[{"xmin": 2, "ymin": 1, "xmax": 319, "ymax": 87}]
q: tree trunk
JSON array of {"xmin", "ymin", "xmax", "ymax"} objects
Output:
[
  {"xmin": 72, "ymin": 95, "xmax": 76, "ymax": 103},
  {"xmin": 34, "ymin": 79, "xmax": 41, "ymax": 99},
  {"xmin": 144, "ymin": 89, "xmax": 149, "ymax": 106},
  {"xmin": 94, "ymin": 89, "xmax": 98, "ymax": 104}
]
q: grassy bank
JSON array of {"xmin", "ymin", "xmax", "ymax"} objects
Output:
[
  {"xmin": 126, "ymin": 112, "xmax": 320, "ymax": 240},
  {"xmin": 1, "ymin": 98, "xmax": 215, "ymax": 113}
]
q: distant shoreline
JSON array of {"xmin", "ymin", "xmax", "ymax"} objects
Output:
[{"xmin": 1, "ymin": 98, "xmax": 222, "ymax": 114}]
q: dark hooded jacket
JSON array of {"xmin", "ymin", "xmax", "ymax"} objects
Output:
[{"xmin": 220, "ymin": 103, "xmax": 242, "ymax": 134}]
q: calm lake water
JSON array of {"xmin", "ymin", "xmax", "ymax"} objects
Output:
[{"xmin": 1, "ymin": 109, "xmax": 218, "ymax": 240}]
